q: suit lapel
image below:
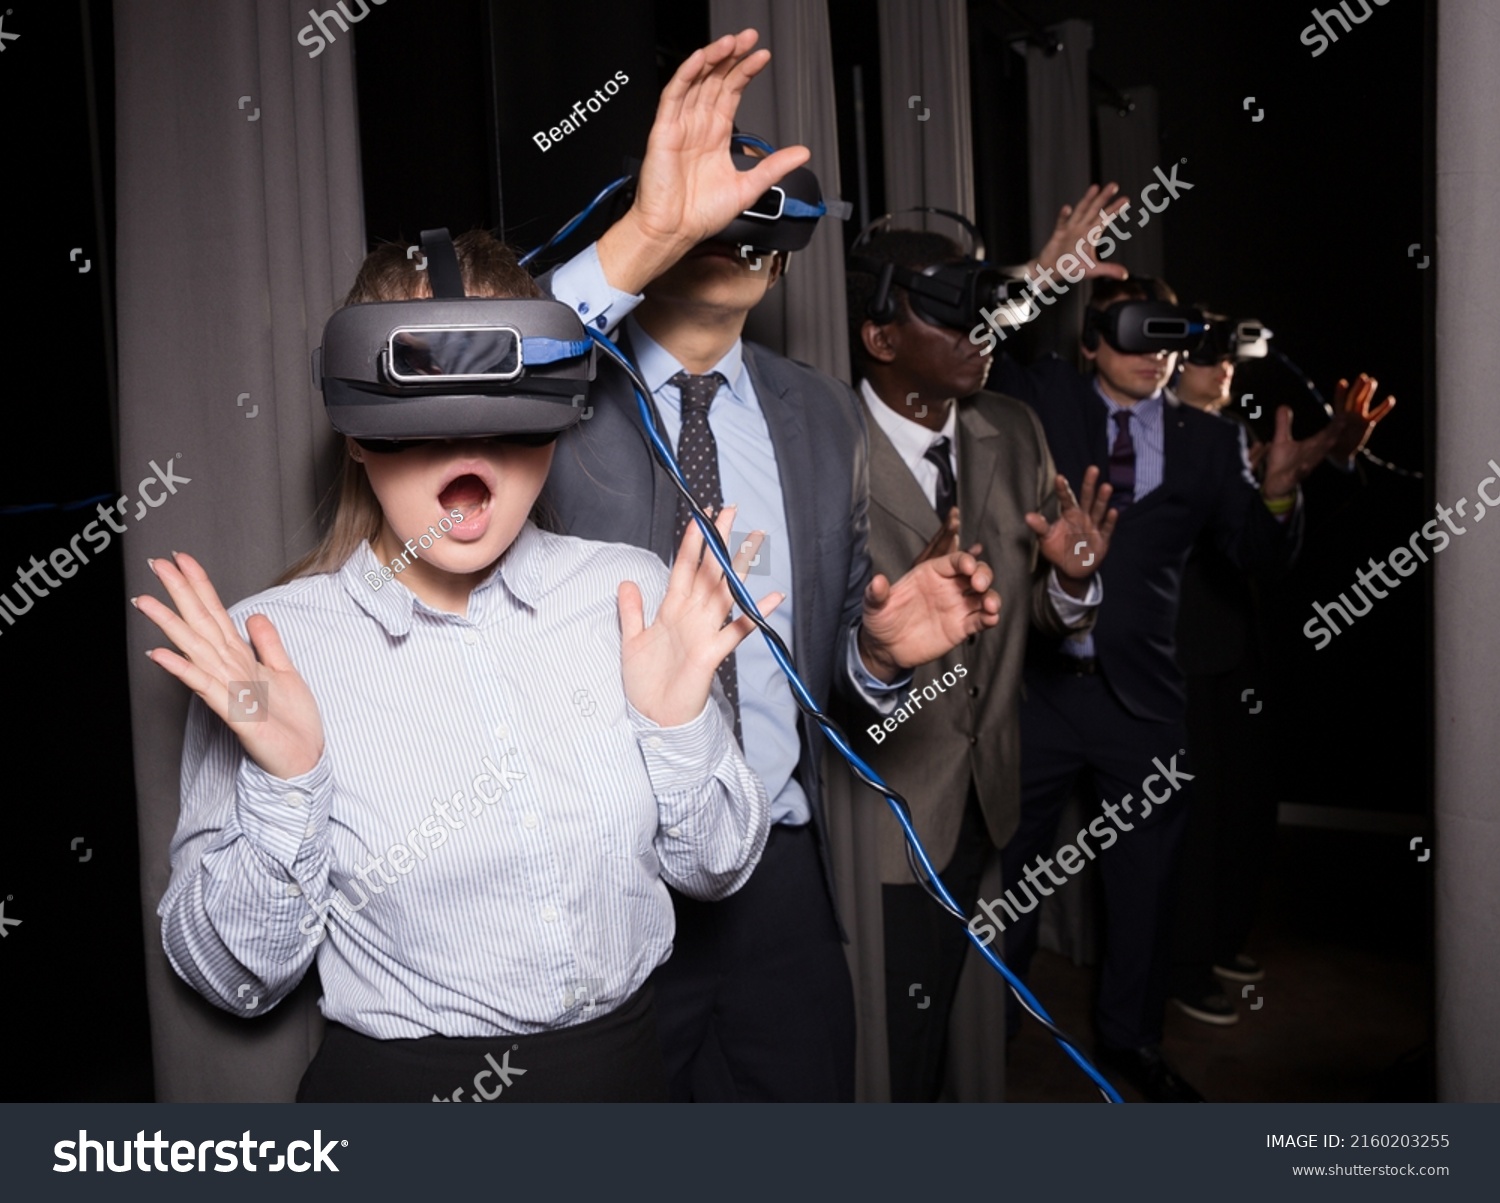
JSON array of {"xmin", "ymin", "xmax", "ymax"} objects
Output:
[
  {"xmin": 867, "ymin": 405, "xmax": 948, "ymax": 546},
  {"xmin": 957, "ymin": 401, "xmax": 1000, "ymax": 542},
  {"xmin": 614, "ymin": 325, "xmax": 686, "ymax": 563},
  {"xmin": 747, "ymin": 346, "xmax": 818, "ymax": 658}
]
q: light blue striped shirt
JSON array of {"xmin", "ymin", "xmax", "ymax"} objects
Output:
[
  {"xmin": 157, "ymin": 522, "xmax": 770, "ymax": 1038},
  {"xmin": 1063, "ymin": 385, "xmax": 1165, "ymax": 658}
]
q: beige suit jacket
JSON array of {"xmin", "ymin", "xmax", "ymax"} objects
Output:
[{"xmin": 824, "ymin": 386, "xmax": 1091, "ymax": 1101}]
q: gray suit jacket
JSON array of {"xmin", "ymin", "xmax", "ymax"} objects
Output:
[
  {"xmin": 829, "ymin": 388, "xmax": 1084, "ymax": 883},
  {"xmin": 539, "ymin": 328, "xmax": 875, "ymax": 906}
]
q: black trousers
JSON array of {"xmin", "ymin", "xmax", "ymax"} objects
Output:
[
  {"xmin": 1170, "ymin": 666, "xmax": 1276, "ymax": 989},
  {"xmin": 652, "ymin": 822, "xmax": 855, "ymax": 1101},
  {"xmin": 881, "ymin": 785, "xmax": 992, "ymax": 1102},
  {"xmin": 295, "ymin": 983, "xmax": 668, "ymax": 1102},
  {"xmin": 1002, "ymin": 670, "xmax": 1191, "ymax": 1050}
]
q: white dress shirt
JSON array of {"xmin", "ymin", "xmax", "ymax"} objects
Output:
[{"xmin": 158, "ymin": 523, "xmax": 770, "ymax": 1038}]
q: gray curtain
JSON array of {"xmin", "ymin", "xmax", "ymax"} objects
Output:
[
  {"xmin": 1094, "ymin": 85, "xmax": 1164, "ymax": 282},
  {"xmin": 118, "ymin": 0, "xmax": 365, "ymax": 1101},
  {"xmin": 1024, "ymin": 18, "xmax": 1092, "ymax": 361},
  {"xmin": 876, "ymin": 0, "xmax": 974, "ymax": 219},
  {"xmin": 709, "ymin": 0, "xmax": 849, "ymax": 382},
  {"xmin": 1435, "ymin": 0, "xmax": 1500, "ymax": 1102}
]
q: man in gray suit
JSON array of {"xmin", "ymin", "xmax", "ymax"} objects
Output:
[
  {"xmin": 827, "ymin": 228, "xmax": 1116, "ymax": 1101},
  {"xmin": 538, "ymin": 32, "xmax": 1001, "ymax": 1101}
]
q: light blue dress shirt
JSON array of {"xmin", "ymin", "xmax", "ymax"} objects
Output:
[
  {"xmin": 158, "ymin": 524, "xmax": 770, "ymax": 1039},
  {"xmin": 550, "ymin": 245, "xmax": 909, "ymax": 826}
]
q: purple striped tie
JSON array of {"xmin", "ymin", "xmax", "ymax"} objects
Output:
[{"xmin": 1108, "ymin": 410, "xmax": 1136, "ymax": 510}]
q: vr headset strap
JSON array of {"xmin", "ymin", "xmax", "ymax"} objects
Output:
[{"xmin": 420, "ymin": 228, "xmax": 467, "ymax": 299}]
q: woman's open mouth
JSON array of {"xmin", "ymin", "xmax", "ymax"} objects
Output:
[{"xmin": 438, "ymin": 469, "xmax": 494, "ymax": 540}]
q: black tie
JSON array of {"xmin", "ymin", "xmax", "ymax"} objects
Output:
[
  {"xmin": 924, "ymin": 436, "xmax": 958, "ymax": 522},
  {"xmin": 670, "ymin": 371, "xmax": 741, "ymax": 745},
  {"xmin": 1108, "ymin": 410, "xmax": 1136, "ymax": 511}
]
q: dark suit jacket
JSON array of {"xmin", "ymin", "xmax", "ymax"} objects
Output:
[
  {"xmin": 539, "ymin": 327, "xmax": 874, "ymax": 903},
  {"xmin": 991, "ymin": 355, "xmax": 1300, "ymax": 724}
]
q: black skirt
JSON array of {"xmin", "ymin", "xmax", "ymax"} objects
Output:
[{"xmin": 296, "ymin": 984, "xmax": 668, "ymax": 1102}]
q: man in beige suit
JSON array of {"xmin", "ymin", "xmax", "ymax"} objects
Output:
[{"xmin": 827, "ymin": 228, "xmax": 1116, "ymax": 1101}]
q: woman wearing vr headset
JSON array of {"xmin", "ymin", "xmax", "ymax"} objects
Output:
[{"xmin": 134, "ymin": 37, "xmax": 789, "ymax": 1103}]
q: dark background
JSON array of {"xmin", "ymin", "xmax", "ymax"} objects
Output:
[{"xmin": 1, "ymin": 0, "xmax": 1431, "ymax": 1100}]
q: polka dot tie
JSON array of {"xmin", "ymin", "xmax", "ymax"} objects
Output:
[{"xmin": 670, "ymin": 371, "xmax": 741, "ymax": 746}]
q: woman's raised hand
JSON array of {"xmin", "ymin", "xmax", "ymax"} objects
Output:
[
  {"xmin": 135, "ymin": 552, "xmax": 326, "ymax": 780},
  {"xmin": 618, "ymin": 504, "xmax": 783, "ymax": 729}
]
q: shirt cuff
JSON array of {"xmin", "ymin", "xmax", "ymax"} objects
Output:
[
  {"xmin": 1048, "ymin": 566, "xmax": 1102, "ymax": 628},
  {"xmin": 549, "ymin": 242, "xmax": 644, "ymax": 336},
  {"xmin": 233, "ymin": 750, "xmax": 333, "ymax": 875},
  {"xmin": 846, "ymin": 622, "xmax": 913, "ymax": 714},
  {"xmin": 629, "ymin": 697, "xmax": 732, "ymax": 794}
]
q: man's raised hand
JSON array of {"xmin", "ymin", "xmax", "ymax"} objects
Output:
[{"xmin": 597, "ymin": 29, "xmax": 811, "ymax": 294}]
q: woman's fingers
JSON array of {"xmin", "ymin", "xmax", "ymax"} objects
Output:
[
  {"xmin": 143, "ymin": 644, "xmax": 230, "ymax": 717},
  {"xmin": 245, "ymin": 613, "xmax": 296, "ymax": 676},
  {"xmin": 724, "ymin": 591, "xmax": 784, "ymax": 646},
  {"xmin": 170, "ymin": 551, "xmax": 243, "ymax": 648},
  {"xmin": 617, "ymin": 579, "xmax": 646, "ymax": 645},
  {"xmin": 148, "ymin": 555, "xmax": 234, "ymax": 656},
  {"xmin": 133, "ymin": 591, "xmax": 237, "ymax": 684}
]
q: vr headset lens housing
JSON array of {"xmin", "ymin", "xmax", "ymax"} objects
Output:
[
  {"xmin": 316, "ymin": 297, "xmax": 595, "ymax": 443},
  {"xmin": 387, "ymin": 326, "xmax": 523, "ymax": 383},
  {"xmin": 713, "ymin": 149, "xmax": 825, "ymax": 253},
  {"xmin": 1090, "ymin": 301, "xmax": 1209, "ymax": 354}
]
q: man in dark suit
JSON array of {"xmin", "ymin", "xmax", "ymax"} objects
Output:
[
  {"xmin": 538, "ymin": 31, "xmax": 1001, "ymax": 1101},
  {"xmin": 989, "ymin": 276, "xmax": 1355, "ymax": 1101},
  {"xmin": 825, "ymin": 228, "xmax": 1116, "ymax": 1101}
]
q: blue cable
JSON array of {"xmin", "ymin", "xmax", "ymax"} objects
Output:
[
  {"xmin": 586, "ymin": 327, "xmax": 1124, "ymax": 1104},
  {"xmin": 518, "ymin": 175, "xmax": 633, "ymax": 268}
]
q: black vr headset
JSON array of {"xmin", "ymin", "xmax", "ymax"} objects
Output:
[
  {"xmin": 602, "ymin": 133, "xmax": 838, "ymax": 259},
  {"xmin": 1082, "ymin": 299, "xmax": 1211, "ymax": 355},
  {"xmin": 314, "ymin": 228, "xmax": 596, "ymax": 447},
  {"xmin": 1185, "ymin": 315, "xmax": 1274, "ymax": 365},
  {"xmin": 848, "ymin": 208, "xmax": 1029, "ymax": 331},
  {"xmin": 717, "ymin": 134, "xmax": 832, "ymax": 253}
]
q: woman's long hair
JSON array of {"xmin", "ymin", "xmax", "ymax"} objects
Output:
[{"xmin": 278, "ymin": 232, "xmax": 549, "ymax": 585}]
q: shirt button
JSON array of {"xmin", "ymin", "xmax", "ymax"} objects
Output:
[
  {"xmin": 666, "ymin": 826, "xmax": 682, "ymax": 838},
  {"xmin": 646, "ymin": 735, "xmax": 664, "ymax": 751},
  {"xmin": 495, "ymin": 723, "xmax": 510, "ymax": 741},
  {"xmin": 969, "ymin": 735, "xmax": 979, "ymax": 745},
  {"xmin": 284, "ymin": 792, "xmax": 304, "ymax": 808},
  {"xmin": 304, "ymin": 824, "xmax": 316, "ymax": 838},
  {"xmin": 578, "ymin": 301, "xmax": 590, "ymax": 315},
  {"xmin": 541, "ymin": 906, "xmax": 559, "ymax": 923},
  {"xmin": 286, "ymin": 883, "xmax": 302, "ymax": 897},
  {"xmin": 523, "ymin": 812, "xmax": 539, "ymax": 830},
  {"xmin": 968, "ymin": 687, "xmax": 980, "ymax": 698},
  {"xmin": 462, "ymin": 630, "xmax": 479, "ymax": 646},
  {"xmin": 594, "ymin": 316, "xmax": 607, "ymax": 329}
]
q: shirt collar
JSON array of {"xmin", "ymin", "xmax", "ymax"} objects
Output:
[
  {"xmin": 1094, "ymin": 377, "xmax": 1165, "ymax": 423},
  {"xmin": 858, "ymin": 378, "xmax": 959, "ymax": 467},
  {"xmin": 626, "ymin": 315, "xmax": 750, "ymax": 409},
  {"xmin": 339, "ymin": 520, "xmax": 552, "ymax": 635}
]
